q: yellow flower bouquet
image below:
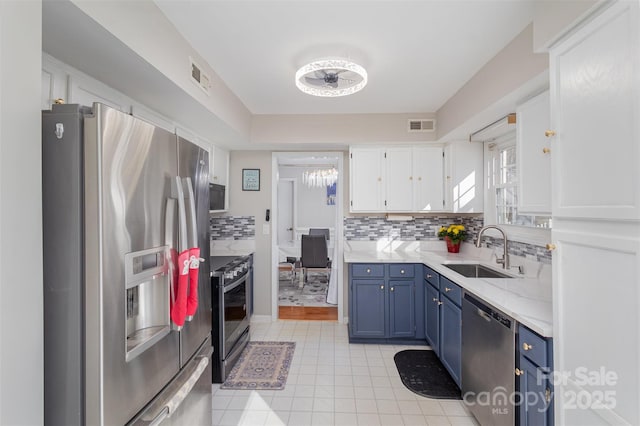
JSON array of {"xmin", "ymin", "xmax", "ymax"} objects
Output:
[{"xmin": 438, "ymin": 224, "xmax": 468, "ymax": 253}]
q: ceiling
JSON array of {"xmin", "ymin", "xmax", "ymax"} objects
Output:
[{"xmin": 154, "ymin": 0, "xmax": 536, "ymax": 116}]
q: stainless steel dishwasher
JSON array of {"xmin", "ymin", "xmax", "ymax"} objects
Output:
[{"xmin": 462, "ymin": 293, "xmax": 515, "ymax": 426}]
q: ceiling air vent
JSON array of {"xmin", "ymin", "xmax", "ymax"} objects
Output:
[
  {"xmin": 189, "ymin": 57, "xmax": 211, "ymax": 96},
  {"xmin": 408, "ymin": 119, "xmax": 436, "ymax": 133}
]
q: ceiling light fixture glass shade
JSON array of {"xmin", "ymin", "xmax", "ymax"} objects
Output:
[
  {"xmin": 295, "ymin": 59, "xmax": 368, "ymax": 97},
  {"xmin": 302, "ymin": 168, "xmax": 338, "ymax": 188}
]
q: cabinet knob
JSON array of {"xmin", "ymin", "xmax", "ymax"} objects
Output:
[
  {"xmin": 544, "ymin": 130, "xmax": 556, "ymax": 137},
  {"xmin": 522, "ymin": 342, "xmax": 533, "ymax": 351},
  {"xmin": 377, "ymin": 177, "xmax": 382, "ymax": 182},
  {"xmin": 409, "ymin": 176, "xmax": 413, "ymax": 181},
  {"xmin": 54, "ymin": 98, "xmax": 65, "ymax": 104},
  {"xmin": 515, "ymin": 368, "xmax": 524, "ymax": 376},
  {"xmin": 426, "ymin": 274, "xmax": 432, "ymax": 279},
  {"xmin": 366, "ymin": 268, "xmax": 371, "ymax": 273},
  {"xmin": 546, "ymin": 243, "xmax": 556, "ymax": 251},
  {"xmin": 380, "ymin": 285, "xmax": 384, "ymax": 290},
  {"xmin": 432, "ymin": 297, "xmax": 438, "ymax": 302},
  {"xmin": 390, "ymin": 287, "xmax": 394, "ymax": 292},
  {"xmin": 418, "ymin": 177, "xmax": 422, "ymax": 181},
  {"xmin": 545, "ymin": 388, "xmax": 552, "ymax": 403},
  {"xmin": 542, "ymin": 147, "xmax": 551, "ymax": 154},
  {"xmin": 213, "ymin": 175, "xmax": 218, "ymax": 180},
  {"xmin": 437, "ymin": 301, "xmax": 443, "ymax": 306},
  {"xmin": 400, "ymin": 269, "xmax": 405, "ymax": 274},
  {"xmin": 444, "ymin": 287, "xmax": 451, "ymax": 292}
]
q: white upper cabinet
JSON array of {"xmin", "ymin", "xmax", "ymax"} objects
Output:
[
  {"xmin": 350, "ymin": 147, "xmax": 385, "ymax": 212},
  {"xmin": 413, "ymin": 146, "xmax": 444, "ymax": 212},
  {"xmin": 211, "ymin": 145, "xmax": 229, "ymax": 186},
  {"xmin": 550, "ymin": 1, "xmax": 640, "ymax": 221},
  {"xmin": 41, "ymin": 58, "xmax": 67, "ymax": 110},
  {"xmin": 68, "ymin": 75, "xmax": 131, "ymax": 113},
  {"xmin": 385, "ymin": 147, "xmax": 414, "ymax": 211},
  {"xmin": 350, "ymin": 145, "xmax": 444, "ymax": 213},
  {"xmin": 443, "ymin": 141, "xmax": 483, "ymax": 213},
  {"xmin": 516, "ymin": 90, "xmax": 551, "ymax": 214}
]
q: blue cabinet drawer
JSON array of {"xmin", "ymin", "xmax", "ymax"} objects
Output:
[
  {"xmin": 351, "ymin": 264, "xmax": 384, "ymax": 278},
  {"xmin": 519, "ymin": 325, "xmax": 549, "ymax": 368},
  {"xmin": 424, "ymin": 266, "xmax": 439, "ymax": 289},
  {"xmin": 440, "ymin": 277, "xmax": 462, "ymax": 307},
  {"xmin": 389, "ymin": 264, "xmax": 414, "ymax": 278}
]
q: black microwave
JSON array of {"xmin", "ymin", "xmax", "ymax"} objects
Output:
[{"xmin": 209, "ymin": 183, "xmax": 225, "ymax": 210}]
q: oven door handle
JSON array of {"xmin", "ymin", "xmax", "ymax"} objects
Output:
[{"xmin": 224, "ymin": 274, "xmax": 247, "ymax": 293}]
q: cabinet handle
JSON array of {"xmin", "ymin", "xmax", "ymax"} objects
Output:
[
  {"xmin": 426, "ymin": 274, "xmax": 432, "ymax": 279},
  {"xmin": 545, "ymin": 388, "xmax": 552, "ymax": 403},
  {"xmin": 380, "ymin": 285, "xmax": 384, "ymax": 290},
  {"xmin": 546, "ymin": 243, "xmax": 556, "ymax": 251},
  {"xmin": 544, "ymin": 130, "xmax": 556, "ymax": 137},
  {"xmin": 444, "ymin": 287, "xmax": 451, "ymax": 292},
  {"xmin": 542, "ymin": 147, "xmax": 551, "ymax": 154},
  {"xmin": 390, "ymin": 287, "xmax": 394, "ymax": 292},
  {"xmin": 400, "ymin": 269, "xmax": 405, "ymax": 274},
  {"xmin": 366, "ymin": 268, "xmax": 371, "ymax": 274},
  {"xmin": 522, "ymin": 343, "xmax": 533, "ymax": 351},
  {"xmin": 437, "ymin": 301, "xmax": 443, "ymax": 306},
  {"xmin": 515, "ymin": 368, "xmax": 524, "ymax": 376}
]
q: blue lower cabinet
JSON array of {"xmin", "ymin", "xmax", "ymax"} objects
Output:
[
  {"xmin": 517, "ymin": 324, "xmax": 554, "ymax": 426},
  {"xmin": 440, "ymin": 295, "xmax": 462, "ymax": 385},
  {"xmin": 389, "ymin": 280, "xmax": 415, "ymax": 338},
  {"xmin": 425, "ymin": 282, "xmax": 440, "ymax": 355},
  {"xmin": 349, "ymin": 263, "xmax": 420, "ymax": 342},
  {"xmin": 350, "ymin": 279, "xmax": 386, "ymax": 338}
]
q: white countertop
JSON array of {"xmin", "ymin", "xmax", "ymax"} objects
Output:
[
  {"xmin": 344, "ymin": 240, "xmax": 553, "ymax": 337},
  {"xmin": 210, "ymin": 239, "xmax": 256, "ymax": 257}
]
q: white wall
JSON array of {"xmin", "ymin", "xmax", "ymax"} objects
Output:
[
  {"xmin": 227, "ymin": 151, "xmax": 273, "ymax": 316},
  {"xmin": 436, "ymin": 24, "xmax": 548, "ymax": 141},
  {"xmin": 0, "ymin": 1, "xmax": 43, "ymax": 424},
  {"xmin": 278, "ymin": 167, "xmax": 336, "ymax": 230}
]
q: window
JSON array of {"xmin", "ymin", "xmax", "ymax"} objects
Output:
[{"xmin": 486, "ymin": 134, "xmax": 551, "ymax": 229}]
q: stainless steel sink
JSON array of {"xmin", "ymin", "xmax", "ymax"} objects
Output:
[{"xmin": 443, "ymin": 263, "xmax": 512, "ymax": 278}]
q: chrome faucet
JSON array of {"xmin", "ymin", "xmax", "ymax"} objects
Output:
[{"xmin": 476, "ymin": 225, "xmax": 510, "ymax": 269}]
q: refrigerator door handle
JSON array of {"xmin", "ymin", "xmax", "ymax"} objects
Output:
[
  {"xmin": 148, "ymin": 407, "xmax": 169, "ymax": 426},
  {"xmin": 182, "ymin": 177, "xmax": 198, "ymax": 248},
  {"xmin": 171, "ymin": 176, "xmax": 188, "ymax": 251}
]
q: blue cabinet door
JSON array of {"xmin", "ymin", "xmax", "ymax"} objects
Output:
[
  {"xmin": 351, "ymin": 279, "xmax": 386, "ymax": 338},
  {"xmin": 440, "ymin": 296, "xmax": 462, "ymax": 386},
  {"xmin": 425, "ymin": 282, "xmax": 440, "ymax": 355},
  {"xmin": 389, "ymin": 280, "xmax": 415, "ymax": 338},
  {"xmin": 519, "ymin": 354, "xmax": 552, "ymax": 426}
]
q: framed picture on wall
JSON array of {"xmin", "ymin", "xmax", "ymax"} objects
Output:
[{"xmin": 242, "ymin": 168, "xmax": 260, "ymax": 191}]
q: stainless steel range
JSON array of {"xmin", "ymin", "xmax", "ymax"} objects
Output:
[{"xmin": 211, "ymin": 255, "xmax": 253, "ymax": 383}]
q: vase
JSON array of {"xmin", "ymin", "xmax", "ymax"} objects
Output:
[{"xmin": 445, "ymin": 236, "xmax": 461, "ymax": 253}]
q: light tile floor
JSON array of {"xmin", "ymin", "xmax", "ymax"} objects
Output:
[{"xmin": 212, "ymin": 320, "xmax": 479, "ymax": 426}]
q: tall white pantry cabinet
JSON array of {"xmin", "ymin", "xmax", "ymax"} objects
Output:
[{"xmin": 549, "ymin": 2, "xmax": 640, "ymax": 425}]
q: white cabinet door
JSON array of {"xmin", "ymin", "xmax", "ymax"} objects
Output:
[
  {"xmin": 552, "ymin": 221, "xmax": 640, "ymax": 425},
  {"xmin": 131, "ymin": 103, "xmax": 175, "ymax": 133},
  {"xmin": 350, "ymin": 147, "xmax": 385, "ymax": 212},
  {"xmin": 386, "ymin": 147, "xmax": 413, "ymax": 211},
  {"xmin": 516, "ymin": 91, "xmax": 551, "ymax": 214},
  {"xmin": 550, "ymin": 1, "xmax": 640, "ymax": 220},
  {"xmin": 68, "ymin": 75, "xmax": 131, "ymax": 112},
  {"xmin": 413, "ymin": 146, "xmax": 444, "ymax": 211},
  {"xmin": 444, "ymin": 141, "xmax": 483, "ymax": 213},
  {"xmin": 211, "ymin": 145, "xmax": 229, "ymax": 186},
  {"xmin": 41, "ymin": 59, "xmax": 67, "ymax": 110}
]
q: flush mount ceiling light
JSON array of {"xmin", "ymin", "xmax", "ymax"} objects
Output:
[{"xmin": 295, "ymin": 59, "xmax": 368, "ymax": 97}]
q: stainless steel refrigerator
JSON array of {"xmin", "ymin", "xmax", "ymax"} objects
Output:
[{"xmin": 43, "ymin": 103, "xmax": 212, "ymax": 425}]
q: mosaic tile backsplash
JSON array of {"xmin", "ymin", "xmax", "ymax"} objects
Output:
[
  {"xmin": 343, "ymin": 216, "xmax": 551, "ymax": 264},
  {"xmin": 210, "ymin": 216, "xmax": 255, "ymax": 240}
]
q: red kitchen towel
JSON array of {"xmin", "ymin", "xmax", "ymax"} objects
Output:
[
  {"xmin": 170, "ymin": 249, "xmax": 190, "ymax": 328},
  {"xmin": 186, "ymin": 247, "xmax": 200, "ymax": 318}
]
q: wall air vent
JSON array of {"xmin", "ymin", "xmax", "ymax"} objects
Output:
[
  {"xmin": 408, "ymin": 119, "xmax": 436, "ymax": 133},
  {"xmin": 189, "ymin": 57, "xmax": 211, "ymax": 96}
]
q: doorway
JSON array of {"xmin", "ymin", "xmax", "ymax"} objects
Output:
[{"xmin": 271, "ymin": 153, "xmax": 344, "ymax": 322}]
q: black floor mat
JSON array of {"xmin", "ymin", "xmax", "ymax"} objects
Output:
[{"xmin": 394, "ymin": 350, "xmax": 461, "ymax": 399}]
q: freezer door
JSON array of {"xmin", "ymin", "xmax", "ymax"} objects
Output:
[
  {"xmin": 84, "ymin": 103, "xmax": 181, "ymax": 425},
  {"xmin": 177, "ymin": 136, "xmax": 212, "ymax": 366}
]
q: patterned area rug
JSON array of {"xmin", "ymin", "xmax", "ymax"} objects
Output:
[
  {"xmin": 221, "ymin": 341, "xmax": 295, "ymax": 390},
  {"xmin": 278, "ymin": 272, "xmax": 332, "ymax": 307}
]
